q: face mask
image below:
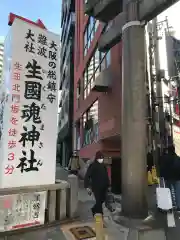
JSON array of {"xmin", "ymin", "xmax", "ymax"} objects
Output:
[{"xmin": 97, "ymin": 158, "xmax": 103, "ymax": 163}]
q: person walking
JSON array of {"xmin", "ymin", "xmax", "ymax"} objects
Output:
[
  {"xmin": 159, "ymin": 145, "xmax": 175, "ymax": 181},
  {"xmin": 159, "ymin": 145, "xmax": 179, "ymax": 209},
  {"xmin": 171, "ymin": 147, "xmax": 180, "ymax": 211},
  {"xmin": 68, "ymin": 152, "xmax": 80, "ymax": 175},
  {"xmin": 84, "ymin": 151, "xmax": 110, "ymax": 216}
]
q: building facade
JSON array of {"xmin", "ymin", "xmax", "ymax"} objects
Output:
[
  {"xmin": 145, "ymin": 17, "xmax": 180, "ymax": 157},
  {"xmin": 164, "ymin": 31, "xmax": 180, "ymax": 155},
  {"xmin": 74, "ymin": 0, "xmax": 122, "ymax": 193},
  {"xmin": 57, "ymin": 0, "xmax": 75, "ymax": 167},
  {"xmin": 0, "ymin": 38, "xmax": 4, "ymax": 83}
]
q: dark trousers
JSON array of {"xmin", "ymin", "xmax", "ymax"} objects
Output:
[
  {"xmin": 166, "ymin": 180, "xmax": 180, "ymax": 209},
  {"xmin": 70, "ymin": 170, "xmax": 78, "ymax": 175},
  {"xmin": 92, "ymin": 190, "xmax": 106, "ymax": 216}
]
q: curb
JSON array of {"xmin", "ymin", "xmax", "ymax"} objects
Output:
[{"xmin": 0, "ymin": 217, "xmax": 79, "ymax": 238}]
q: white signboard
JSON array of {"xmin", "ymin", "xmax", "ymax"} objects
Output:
[
  {"xmin": 0, "ymin": 18, "xmax": 60, "ymax": 188},
  {"xmin": 0, "ymin": 191, "xmax": 46, "ymax": 232}
]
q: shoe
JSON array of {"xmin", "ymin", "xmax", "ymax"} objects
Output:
[{"xmin": 143, "ymin": 214, "xmax": 155, "ymax": 222}]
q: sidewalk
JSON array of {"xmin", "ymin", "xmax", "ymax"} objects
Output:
[
  {"xmin": 0, "ymin": 180, "xmax": 93, "ymax": 240},
  {"xmin": 1, "ymin": 178, "xmax": 158, "ymax": 240},
  {"xmin": 2, "ymin": 179, "xmax": 119, "ymax": 240},
  {"xmin": 3, "ymin": 175, "xmax": 180, "ymax": 239},
  {"xmin": 61, "ymin": 181, "xmax": 121, "ymax": 240},
  {"xmin": 76, "ymin": 183, "xmax": 180, "ymax": 240}
]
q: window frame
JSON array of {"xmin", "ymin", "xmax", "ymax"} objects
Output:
[
  {"xmin": 82, "ymin": 100, "xmax": 99, "ymax": 146},
  {"xmin": 76, "ymin": 80, "xmax": 81, "ymax": 109},
  {"xmin": 83, "ymin": 17, "xmax": 99, "ymax": 57},
  {"xmin": 83, "ymin": 47, "xmax": 111, "ymax": 99}
]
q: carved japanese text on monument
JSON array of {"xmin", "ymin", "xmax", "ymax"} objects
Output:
[
  {"xmin": 0, "ymin": 191, "xmax": 46, "ymax": 232},
  {"xmin": 1, "ymin": 18, "xmax": 60, "ymax": 188}
]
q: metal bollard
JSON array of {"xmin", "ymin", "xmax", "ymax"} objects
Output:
[{"xmin": 94, "ymin": 214, "xmax": 105, "ymax": 240}]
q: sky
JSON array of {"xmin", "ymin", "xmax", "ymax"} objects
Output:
[
  {"xmin": 157, "ymin": 1, "xmax": 180, "ymax": 78},
  {"xmin": 0, "ymin": 0, "xmax": 61, "ymax": 39},
  {"xmin": 0, "ymin": 1, "xmax": 179, "ymax": 39},
  {"xmin": 159, "ymin": 1, "xmax": 180, "ymax": 39}
]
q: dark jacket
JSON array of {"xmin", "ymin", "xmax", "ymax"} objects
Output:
[
  {"xmin": 172, "ymin": 155, "xmax": 180, "ymax": 180},
  {"xmin": 159, "ymin": 146, "xmax": 177, "ymax": 180},
  {"xmin": 84, "ymin": 160, "xmax": 110, "ymax": 193},
  {"xmin": 159, "ymin": 154, "xmax": 174, "ymax": 180},
  {"xmin": 147, "ymin": 152, "xmax": 154, "ymax": 172}
]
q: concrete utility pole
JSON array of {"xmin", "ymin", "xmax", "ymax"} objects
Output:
[
  {"xmin": 152, "ymin": 18, "xmax": 166, "ymax": 150},
  {"xmin": 121, "ymin": 0, "xmax": 147, "ymax": 218},
  {"xmin": 147, "ymin": 22, "xmax": 161, "ymax": 174}
]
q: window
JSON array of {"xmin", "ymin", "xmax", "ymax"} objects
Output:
[
  {"xmin": 61, "ymin": 106, "xmax": 65, "ymax": 120},
  {"xmin": 94, "ymin": 49, "xmax": 100, "ymax": 74},
  {"xmin": 83, "ymin": 47, "xmax": 111, "ymax": 99},
  {"xmin": 76, "ymin": 0, "xmax": 80, "ymax": 69},
  {"xmin": 64, "ymin": 95, "xmax": 69, "ymax": 114},
  {"xmin": 84, "ymin": 17, "xmax": 99, "ymax": 56},
  {"xmin": 77, "ymin": 80, "xmax": 81, "ymax": 109},
  {"xmin": 76, "ymin": 120, "xmax": 81, "ymax": 150},
  {"xmin": 84, "ymin": 33, "xmax": 87, "ymax": 56},
  {"xmin": 82, "ymin": 101, "xmax": 99, "ymax": 146},
  {"xmin": 58, "ymin": 119, "xmax": 61, "ymax": 128},
  {"xmin": 106, "ymin": 51, "xmax": 111, "ymax": 68}
]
